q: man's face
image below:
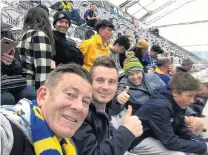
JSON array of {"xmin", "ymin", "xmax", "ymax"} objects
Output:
[
  {"xmin": 183, "ymin": 64, "xmax": 193, "ymax": 72},
  {"xmin": 90, "ymin": 4, "xmax": 95, "ymax": 11},
  {"xmin": 91, "ymin": 66, "xmax": 118, "ymax": 105},
  {"xmin": 37, "ymin": 73, "xmax": 92, "ymax": 139},
  {"xmin": 99, "ymin": 27, "xmax": 113, "ymax": 42},
  {"xmin": 54, "ymin": 19, "xmax": 70, "ymax": 33},
  {"xmin": 173, "ymin": 90, "xmax": 196, "ymax": 109},
  {"xmin": 114, "ymin": 43, "xmax": 125, "ymax": 53},
  {"xmin": 128, "ymin": 70, "xmax": 143, "ymax": 86}
]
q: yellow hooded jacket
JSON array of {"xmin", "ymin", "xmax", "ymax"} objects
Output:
[{"xmin": 79, "ymin": 34, "xmax": 110, "ymax": 71}]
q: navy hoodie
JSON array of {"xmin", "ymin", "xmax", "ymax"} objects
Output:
[{"xmin": 132, "ymin": 86, "xmax": 207, "ymax": 154}]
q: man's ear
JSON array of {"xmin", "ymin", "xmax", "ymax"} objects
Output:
[
  {"xmin": 37, "ymin": 86, "xmax": 48, "ymax": 107},
  {"xmin": 172, "ymin": 89, "xmax": 179, "ymax": 97}
]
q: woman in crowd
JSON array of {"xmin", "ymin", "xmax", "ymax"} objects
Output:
[{"xmin": 16, "ymin": 7, "xmax": 55, "ymax": 89}]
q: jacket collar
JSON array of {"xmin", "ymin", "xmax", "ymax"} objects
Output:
[
  {"xmin": 91, "ymin": 34, "xmax": 109, "ymax": 49},
  {"xmin": 53, "ymin": 30, "xmax": 66, "ymax": 40},
  {"xmin": 155, "ymin": 67, "xmax": 169, "ymax": 76}
]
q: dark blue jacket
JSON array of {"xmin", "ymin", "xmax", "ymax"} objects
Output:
[
  {"xmin": 72, "ymin": 103, "xmax": 135, "ymax": 155},
  {"xmin": 132, "ymin": 86, "xmax": 207, "ymax": 154},
  {"xmin": 154, "ymin": 72, "xmax": 170, "ymax": 86}
]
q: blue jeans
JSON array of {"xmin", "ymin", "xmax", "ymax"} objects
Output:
[
  {"xmin": 1, "ymin": 86, "xmax": 36, "ymax": 105},
  {"xmin": 66, "ymin": 9, "xmax": 83, "ymax": 25}
]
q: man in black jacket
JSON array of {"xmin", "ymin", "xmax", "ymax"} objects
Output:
[
  {"xmin": 53, "ymin": 11, "xmax": 84, "ymax": 66},
  {"xmin": 130, "ymin": 72, "xmax": 208, "ymax": 155},
  {"xmin": 72, "ymin": 56, "xmax": 143, "ymax": 155},
  {"xmin": 177, "ymin": 59, "xmax": 194, "ymax": 72}
]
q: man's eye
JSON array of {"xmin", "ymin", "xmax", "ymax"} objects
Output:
[
  {"xmin": 83, "ymin": 100, "xmax": 91, "ymax": 106},
  {"xmin": 96, "ymin": 78, "xmax": 104, "ymax": 83},
  {"xmin": 66, "ymin": 93, "xmax": 75, "ymax": 98}
]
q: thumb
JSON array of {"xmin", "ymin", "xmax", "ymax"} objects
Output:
[
  {"xmin": 189, "ymin": 116, "xmax": 195, "ymax": 123},
  {"xmin": 125, "ymin": 105, "xmax": 132, "ymax": 118},
  {"xmin": 124, "ymin": 86, "xmax": 129, "ymax": 93}
]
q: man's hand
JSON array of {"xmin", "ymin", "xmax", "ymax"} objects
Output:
[
  {"xmin": 185, "ymin": 116, "xmax": 204, "ymax": 132},
  {"xmin": 117, "ymin": 86, "xmax": 130, "ymax": 104},
  {"xmin": 51, "ymin": 60, "xmax": 56, "ymax": 69},
  {"xmin": 1, "ymin": 49, "xmax": 15, "ymax": 66},
  {"xmin": 123, "ymin": 105, "xmax": 143, "ymax": 137}
]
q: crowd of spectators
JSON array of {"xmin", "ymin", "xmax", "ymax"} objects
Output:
[{"xmin": 1, "ymin": 2, "xmax": 208, "ymax": 155}]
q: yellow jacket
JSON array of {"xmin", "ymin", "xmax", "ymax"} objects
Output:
[{"xmin": 79, "ymin": 34, "xmax": 110, "ymax": 71}]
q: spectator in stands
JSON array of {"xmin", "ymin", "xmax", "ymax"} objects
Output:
[
  {"xmin": 72, "ymin": 56, "xmax": 143, "ymax": 155},
  {"xmin": 50, "ymin": 0, "xmax": 83, "ymax": 25},
  {"xmin": 129, "ymin": 39, "xmax": 149, "ymax": 65},
  {"xmin": 0, "ymin": 63, "xmax": 92, "ymax": 155},
  {"xmin": 16, "ymin": 7, "xmax": 54, "ymax": 89},
  {"xmin": 111, "ymin": 52, "xmax": 165, "ymax": 116},
  {"xmin": 36, "ymin": 4, "xmax": 49, "ymax": 15},
  {"xmin": 154, "ymin": 57, "xmax": 172, "ymax": 85},
  {"xmin": 110, "ymin": 35, "xmax": 130, "ymax": 72},
  {"xmin": 143, "ymin": 45, "xmax": 163, "ymax": 73},
  {"xmin": 52, "ymin": 11, "xmax": 84, "ymax": 66},
  {"xmin": 84, "ymin": 3, "xmax": 98, "ymax": 28},
  {"xmin": 131, "ymin": 72, "xmax": 208, "ymax": 155},
  {"xmin": 79, "ymin": 19, "xmax": 114, "ymax": 71},
  {"xmin": 1, "ymin": 22, "xmax": 36, "ymax": 105},
  {"xmin": 177, "ymin": 58, "xmax": 194, "ymax": 72}
]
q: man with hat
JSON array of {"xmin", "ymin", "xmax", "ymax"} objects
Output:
[
  {"xmin": 111, "ymin": 52, "xmax": 165, "ymax": 116},
  {"xmin": 52, "ymin": 11, "xmax": 84, "ymax": 66},
  {"xmin": 129, "ymin": 39, "xmax": 149, "ymax": 64}
]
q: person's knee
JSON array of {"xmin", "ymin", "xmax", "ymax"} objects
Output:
[
  {"xmin": 16, "ymin": 86, "xmax": 37, "ymax": 101},
  {"xmin": 1, "ymin": 92, "xmax": 16, "ymax": 105}
]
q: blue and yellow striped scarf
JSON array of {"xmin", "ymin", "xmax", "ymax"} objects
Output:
[{"xmin": 31, "ymin": 100, "xmax": 77, "ymax": 155}]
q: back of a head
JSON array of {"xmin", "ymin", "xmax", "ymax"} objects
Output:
[
  {"xmin": 36, "ymin": 4, "xmax": 49, "ymax": 15},
  {"xmin": 114, "ymin": 35, "xmax": 130, "ymax": 50},
  {"xmin": 95, "ymin": 19, "xmax": 114, "ymax": 33},
  {"xmin": 23, "ymin": 7, "xmax": 54, "ymax": 43},
  {"xmin": 23, "ymin": 7, "xmax": 51, "ymax": 32},
  {"xmin": 150, "ymin": 45, "xmax": 163, "ymax": 54},
  {"xmin": 156, "ymin": 57, "xmax": 171, "ymax": 67},
  {"xmin": 45, "ymin": 63, "xmax": 91, "ymax": 88},
  {"xmin": 182, "ymin": 59, "xmax": 194, "ymax": 66},
  {"xmin": 136, "ymin": 40, "xmax": 149, "ymax": 49},
  {"xmin": 90, "ymin": 56, "xmax": 118, "ymax": 76},
  {"xmin": 169, "ymin": 72, "xmax": 200, "ymax": 93}
]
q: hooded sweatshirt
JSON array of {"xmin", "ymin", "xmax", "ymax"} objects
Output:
[{"xmin": 79, "ymin": 34, "xmax": 110, "ymax": 71}]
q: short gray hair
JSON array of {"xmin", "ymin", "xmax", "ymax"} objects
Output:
[
  {"xmin": 45, "ymin": 63, "xmax": 92, "ymax": 88},
  {"xmin": 182, "ymin": 59, "xmax": 194, "ymax": 65}
]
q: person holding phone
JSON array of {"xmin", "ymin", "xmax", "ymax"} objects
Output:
[{"xmin": 1, "ymin": 22, "xmax": 36, "ymax": 105}]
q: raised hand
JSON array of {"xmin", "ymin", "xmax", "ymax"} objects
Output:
[
  {"xmin": 123, "ymin": 105, "xmax": 143, "ymax": 137},
  {"xmin": 117, "ymin": 86, "xmax": 130, "ymax": 104}
]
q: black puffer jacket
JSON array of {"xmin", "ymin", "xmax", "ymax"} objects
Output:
[
  {"xmin": 53, "ymin": 30, "xmax": 84, "ymax": 66},
  {"xmin": 72, "ymin": 103, "xmax": 135, "ymax": 155}
]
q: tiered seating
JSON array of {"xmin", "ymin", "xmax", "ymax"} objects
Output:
[{"xmin": 1, "ymin": 0, "xmax": 207, "ymax": 69}]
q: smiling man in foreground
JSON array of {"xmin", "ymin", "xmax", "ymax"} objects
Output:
[
  {"xmin": 72, "ymin": 56, "xmax": 143, "ymax": 155},
  {"xmin": 0, "ymin": 63, "xmax": 92, "ymax": 155}
]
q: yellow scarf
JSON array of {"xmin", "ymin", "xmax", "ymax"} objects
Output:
[{"xmin": 31, "ymin": 100, "xmax": 77, "ymax": 155}]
